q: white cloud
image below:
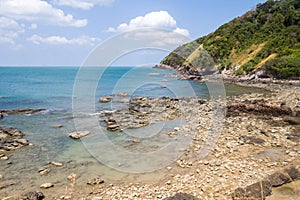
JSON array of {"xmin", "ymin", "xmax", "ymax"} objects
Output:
[
  {"xmin": 0, "ymin": 17, "xmax": 25, "ymax": 46},
  {"xmin": 27, "ymin": 34, "xmax": 101, "ymax": 45},
  {"xmin": 0, "ymin": 0, "xmax": 87, "ymax": 27},
  {"xmin": 29, "ymin": 24, "xmax": 38, "ymax": 30},
  {"xmin": 53, "ymin": 0, "xmax": 114, "ymax": 10},
  {"xmin": 107, "ymin": 11, "xmax": 190, "ymax": 37}
]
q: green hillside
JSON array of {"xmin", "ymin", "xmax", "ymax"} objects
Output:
[{"xmin": 161, "ymin": 0, "xmax": 300, "ymax": 79}]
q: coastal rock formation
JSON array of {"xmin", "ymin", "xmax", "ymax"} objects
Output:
[
  {"xmin": 232, "ymin": 166, "xmax": 300, "ymax": 199},
  {"xmin": 227, "ymin": 99, "xmax": 294, "ymax": 117},
  {"xmin": 99, "ymin": 96, "xmax": 113, "ymax": 103},
  {"xmin": 68, "ymin": 131, "xmax": 90, "ymax": 139},
  {"xmin": 100, "ymin": 96, "xmax": 181, "ymax": 132},
  {"xmin": 0, "ymin": 126, "xmax": 29, "ymax": 151}
]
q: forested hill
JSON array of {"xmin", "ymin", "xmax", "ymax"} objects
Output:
[{"xmin": 161, "ymin": 0, "xmax": 300, "ymax": 79}]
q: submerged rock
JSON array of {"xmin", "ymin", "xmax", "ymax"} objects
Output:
[
  {"xmin": 0, "ymin": 108, "xmax": 46, "ymax": 115},
  {"xmin": 21, "ymin": 191, "xmax": 45, "ymax": 200},
  {"xmin": 68, "ymin": 131, "xmax": 90, "ymax": 139}
]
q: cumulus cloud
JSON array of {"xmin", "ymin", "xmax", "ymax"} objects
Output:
[
  {"xmin": 0, "ymin": 17, "xmax": 25, "ymax": 46},
  {"xmin": 52, "ymin": 0, "xmax": 114, "ymax": 10},
  {"xmin": 0, "ymin": 0, "xmax": 87, "ymax": 27},
  {"xmin": 107, "ymin": 11, "xmax": 190, "ymax": 37},
  {"xmin": 27, "ymin": 34, "xmax": 101, "ymax": 45}
]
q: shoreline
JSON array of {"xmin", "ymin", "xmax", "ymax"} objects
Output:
[{"xmin": 0, "ymin": 82, "xmax": 299, "ymax": 199}]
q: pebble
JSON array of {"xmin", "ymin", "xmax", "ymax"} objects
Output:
[
  {"xmin": 50, "ymin": 161, "xmax": 63, "ymax": 167},
  {"xmin": 40, "ymin": 183, "xmax": 54, "ymax": 189}
]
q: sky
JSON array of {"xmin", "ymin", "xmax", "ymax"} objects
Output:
[{"xmin": 0, "ymin": 0, "xmax": 266, "ymax": 66}]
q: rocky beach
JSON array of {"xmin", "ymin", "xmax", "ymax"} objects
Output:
[{"xmin": 0, "ymin": 80, "xmax": 299, "ymax": 200}]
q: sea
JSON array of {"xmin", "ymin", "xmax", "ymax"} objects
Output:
[{"xmin": 0, "ymin": 66, "xmax": 265, "ymax": 196}]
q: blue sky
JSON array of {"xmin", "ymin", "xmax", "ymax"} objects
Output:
[{"xmin": 0, "ymin": 0, "xmax": 266, "ymax": 66}]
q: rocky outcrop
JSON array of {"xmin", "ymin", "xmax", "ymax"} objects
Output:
[
  {"xmin": 0, "ymin": 108, "xmax": 46, "ymax": 115},
  {"xmin": 232, "ymin": 166, "xmax": 300, "ymax": 199},
  {"xmin": 227, "ymin": 99, "xmax": 294, "ymax": 117},
  {"xmin": 0, "ymin": 126, "xmax": 29, "ymax": 151},
  {"xmin": 99, "ymin": 96, "xmax": 181, "ymax": 132}
]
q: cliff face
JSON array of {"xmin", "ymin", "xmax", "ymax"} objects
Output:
[{"xmin": 161, "ymin": 0, "xmax": 300, "ymax": 80}]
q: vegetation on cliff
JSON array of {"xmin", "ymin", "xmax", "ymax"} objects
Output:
[{"xmin": 161, "ymin": 0, "xmax": 300, "ymax": 79}]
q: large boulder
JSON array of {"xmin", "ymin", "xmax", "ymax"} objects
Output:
[{"xmin": 0, "ymin": 127, "xmax": 29, "ymax": 151}]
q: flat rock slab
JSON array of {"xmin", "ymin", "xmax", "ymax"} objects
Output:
[
  {"xmin": 0, "ymin": 126, "xmax": 29, "ymax": 151},
  {"xmin": 40, "ymin": 183, "xmax": 54, "ymax": 189}
]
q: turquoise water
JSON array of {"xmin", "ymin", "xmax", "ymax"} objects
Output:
[{"xmin": 0, "ymin": 67, "xmax": 265, "ymax": 197}]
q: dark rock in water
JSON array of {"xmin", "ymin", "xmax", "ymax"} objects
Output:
[
  {"xmin": 0, "ymin": 126, "xmax": 29, "ymax": 151},
  {"xmin": 163, "ymin": 193, "xmax": 199, "ymax": 200},
  {"xmin": 0, "ymin": 108, "xmax": 46, "ymax": 115},
  {"xmin": 21, "ymin": 191, "xmax": 45, "ymax": 200},
  {"xmin": 0, "ymin": 113, "xmax": 3, "ymax": 120},
  {"xmin": 232, "ymin": 180, "xmax": 272, "ymax": 200},
  {"xmin": 87, "ymin": 177, "xmax": 105, "ymax": 185}
]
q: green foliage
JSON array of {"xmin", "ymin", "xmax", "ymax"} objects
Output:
[{"xmin": 161, "ymin": 0, "xmax": 300, "ymax": 79}]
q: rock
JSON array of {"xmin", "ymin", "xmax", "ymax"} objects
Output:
[
  {"xmin": 87, "ymin": 177, "xmax": 104, "ymax": 185},
  {"xmin": 268, "ymin": 171, "xmax": 291, "ymax": 187},
  {"xmin": 50, "ymin": 161, "xmax": 63, "ymax": 167},
  {"xmin": 38, "ymin": 168, "xmax": 50, "ymax": 175},
  {"xmin": 0, "ymin": 113, "xmax": 3, "ymax": 120},
  {"xmin": 240, "ymin": 135, "xmax": 265, "ymax": 145},
  {"xmin": 67, "ymin": 173, "xmax": 76, "ymax": 182},
  {"xmin": 0, "ymin": 108, "xmax": 46, "ymax": 115},
  {"xmin": 164, "ymin": 193, "xmax": 200, "ymax": 200},
  {"xmin": 51, "ymin": 125, "xmax": 63, "ymax": 129},
  {"xmin": 68, "ymin": 131, "xmax": 90, "ymax": 139},
  {"xmin": 21, "ymin": 191, "xmax": 45, "ymax": 200},
  {"xmin": 99, "ymin": 96, "xmax": 113, "ymax": 103},
  {"xmin": 40, "ymin": 183, "xmax": 54, "ymax": 189},
  {"xmin": 232, "ymin": 180, "xmax": 272, "ymax": 200},
  {"xmin": 0, "ymin": 156, "xmax": 8, "ymax": 160},
  {"xmin": 116, "ymin": 92, "xmax": 129, "ymax": 97},
  {"xmin": 0, "ymin": 174, "xmax": 2, "ymax": 180},
  {"xmin": 284, "ymin": 166, "xmax": 300, "ymax": 180},
  {"xmin": 0, "ymin": 126, "xmax": 29, "ymax": 151}
]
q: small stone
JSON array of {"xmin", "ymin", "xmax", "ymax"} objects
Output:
[
  {"xmin": 0, "ymin": 174, "xmax": 2, "ymax": 180},
  {"xmin": 167, "ymin": 167, "xmax": 172, "ymax": 170},
  {"xmin": 51, "ymin": 125, "xmax": 63, "ymax": 129},
  {"xmin": 50, "ymin": 162, "xmax": 63, "ymax": 167},
  {"xmin": 67, "ymin": 173, "xmax": 76, "ymax": 182},
  {"xmin": 38, "ymin": 168, "xmax": 50, "ymax": 175},
  {"xmin": 0, "ymin": 156, "xmax": 8, "ymax": 160},
  {"xmin": 132, "ymin": 139, "xmax": 141, "ymax": 144},
  {"xmin": 68, "ymin": 131, "xmax": 90, "ymax": 139},
  {"xmin": 40, "ymin": 183, "xmax": 54, "ymax": 189},
  {"xmin": 174, "ymin": 127, "xmax": 180, "ymax": 132}
]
